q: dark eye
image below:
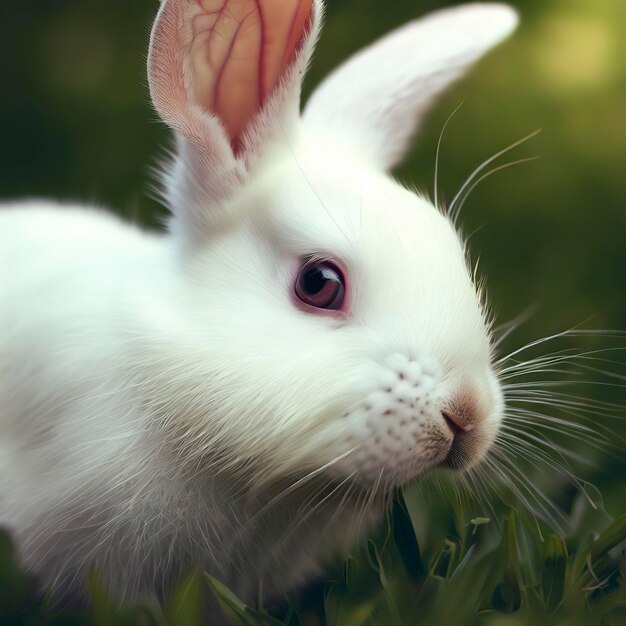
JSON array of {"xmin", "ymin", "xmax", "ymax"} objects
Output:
[{"xmin": 295, "ymin": 258, "xmax": 346, "ymax": 311}]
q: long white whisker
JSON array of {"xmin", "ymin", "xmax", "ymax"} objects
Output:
[
  {"xmin": 448, "ymin": 129, "xmax": 541, "ymax": 220},
  {"xmin": 450, "ymin": 157, "xmax": 539, "ymax": 223},
  {"xmin": 434, "ymin": 101, "xmax": 465, "ymax": 210}
]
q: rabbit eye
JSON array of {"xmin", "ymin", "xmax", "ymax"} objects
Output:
[{"xmin": 295, "ymin": 259, "xmax": 346, "ymax": 311}]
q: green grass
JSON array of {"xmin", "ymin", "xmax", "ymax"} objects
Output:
[{"xmin": 2, "ymin": 480, "xmax": 624, "ymax": 626}]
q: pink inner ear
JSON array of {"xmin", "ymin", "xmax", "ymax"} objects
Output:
[{"xmin": 192, "ymin": 0, "xmax": 313, "ymax": 148}]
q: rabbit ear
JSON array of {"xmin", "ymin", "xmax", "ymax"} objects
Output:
[
  {"xmin": 303, "ymin": 3, "xmax": 518, "ymax": 171},
  {"xmin": 148, "ymin": 0, "xmax": 318, "ymax": 234}
]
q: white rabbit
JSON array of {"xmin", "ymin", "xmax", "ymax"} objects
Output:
[{"xmin": 0, "ymin": 0, "xmax": 517, "ymax": 610}]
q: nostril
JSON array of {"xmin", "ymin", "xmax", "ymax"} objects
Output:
[
  {"xmin": 442, "ymin": 411, "xmax": 461, "ymax": 436},
  {"xmin": 441, "ymin": 409, "xmax": 475, "ymax": 434}
]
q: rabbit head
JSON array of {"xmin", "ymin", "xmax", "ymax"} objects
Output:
[{"xmin": 146, "ymin": 0, "xmax": 517, "ymax": 487}]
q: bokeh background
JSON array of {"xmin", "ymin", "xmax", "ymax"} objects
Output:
[{"xmin": 0, "ymin": 0, "xmax": 624, "ymax": 623}]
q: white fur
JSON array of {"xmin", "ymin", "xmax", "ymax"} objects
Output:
[{"xmin": 0, "ymin": 0, "xmax": 515, "ymax": 612}]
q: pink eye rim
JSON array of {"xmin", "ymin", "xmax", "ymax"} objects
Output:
[{"xmin": 295, "ymin": 257, "xmax": 347, "ymax": 312}]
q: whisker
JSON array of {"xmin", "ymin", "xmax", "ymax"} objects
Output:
[
  {"xmin": 450, "ymin": 156, "xmax": 539, "ymax": 223},
  {"xmin": 434, "ymin": 101, "xmax": 465, "ymax": 210},
  {"xmin": 487, "ymin": 451, "xmax": 568, "ymax": 529},
  {"xmin": 492, "ymin": 305, "xmax": 540, "ymax": 348},
  {"xmin": 448, "ymin": 129, "xmax": 541, "ymax": 221},
  {"xmin": 497, "ymin": 329, "xmax": 626, "ymax": 365}
]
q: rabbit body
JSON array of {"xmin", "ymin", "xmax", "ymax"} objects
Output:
[
  {"xmin": 0, "ymin": 0, "xmax": 518, "ymax": 610},
  {"xmin": 0, "ymin": 201, "xmax": 367, "ymax": 603}
]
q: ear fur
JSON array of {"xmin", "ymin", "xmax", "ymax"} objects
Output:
[
  {"xmin": 303, "ymin": 3, "xmax": 518, "ymax": 171},
  {"xmin": 148, "ymin": 0, "xmax": 320, "ymax": 237}
]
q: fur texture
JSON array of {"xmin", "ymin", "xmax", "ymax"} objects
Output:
[{"xmin": 0, "ymin": 0, "xmax": 517, "ymax": 612}]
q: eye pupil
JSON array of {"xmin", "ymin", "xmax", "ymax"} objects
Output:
[
  {"xmin": 295, "ymin": 259, "xmax": 346, "ymax": 311},
  {"xmin": 303, "ymin": 267, "xmax": 329, "ymax": 295}
]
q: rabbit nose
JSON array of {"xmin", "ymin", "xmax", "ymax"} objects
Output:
[{"xmin": 442, "ymin": 407, "xmax": 476, "ymax": 434}]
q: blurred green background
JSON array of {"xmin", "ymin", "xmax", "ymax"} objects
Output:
[{"xmin": 0, "ymin": 0, "xmax": 624, "ymax": 624}]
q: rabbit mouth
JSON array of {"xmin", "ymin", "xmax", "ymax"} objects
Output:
[
  {"xmin": 439, "ymin": 423, "xmax": 491, "ymax": 471},
  {"xmin": 332, "ymin": 419, "xmax": 492, "ymax": 487}
]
